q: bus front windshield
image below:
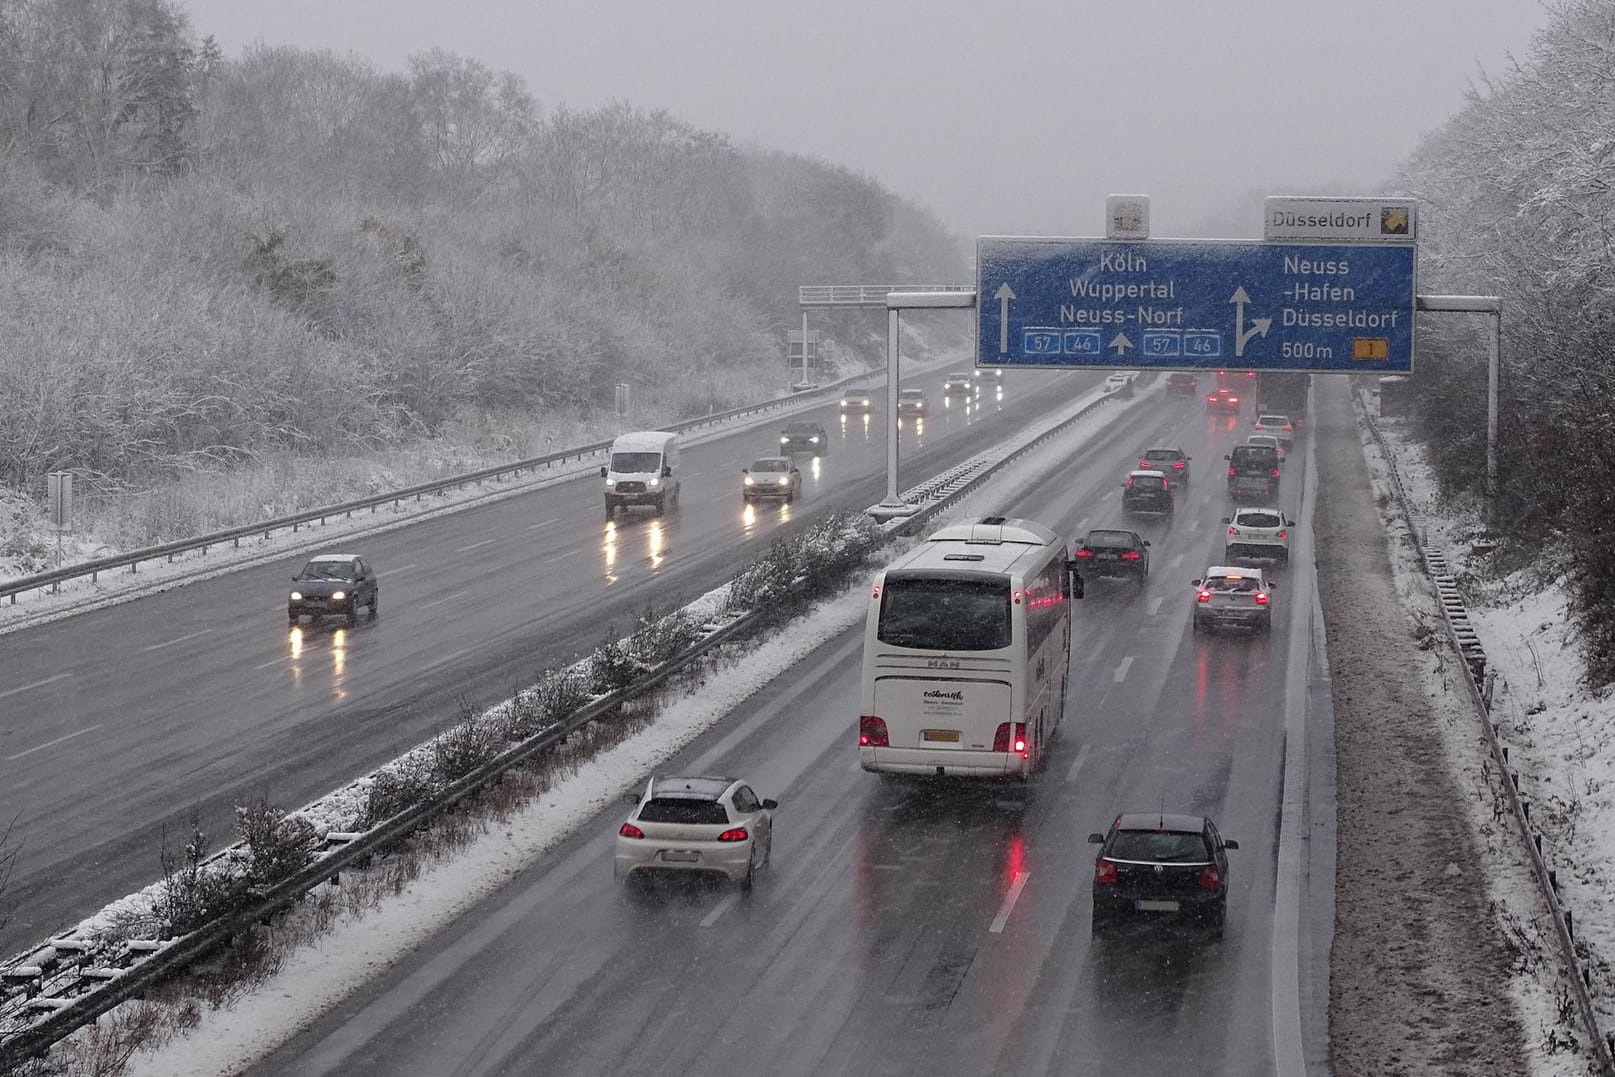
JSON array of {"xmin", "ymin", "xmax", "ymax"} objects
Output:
[{"xmin": 877, "ymin": 576, "xmax": 1012, "ymax": 651}]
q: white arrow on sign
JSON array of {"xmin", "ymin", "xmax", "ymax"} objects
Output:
[
  {"xmin": 1109, "ymin": 332, "xmax": 1134, "ymax": 356},
  {"xmin": 1229, "ymin": 286, "xmax": 1271, "ymax": 357},
  {"xmin": 995, "ymin": 283, "xmax": 1015, "ymax": 354}
]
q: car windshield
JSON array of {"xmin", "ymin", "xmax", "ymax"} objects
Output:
[
  {"xmin": 299, "ymin": 560, "xmax": 355, "ymax": 580},
  {"xmin": 609, "ymin": 451, "xmax": 661, "ymax": 473},
  {"xmin": 1258, "ymin": 416, "xmax": 1288, "ymax": 425},
  {"xmin": 750, "ymin": 459, "xmax": 789, "ymax": 473},
  {"xmin": 1107, "ymin": 829, "xmax": 1210, "ymax": 862},
  {"xmin": 784, "ymin": 424, "xmax": 817, "ymax": 435},
  {"xmin": 1231, "ymin": 449, "xmax": 1274, "ymax": 466},
  {"xmin": 842, "ymin": 391, "xmax": 865, "ymax": 399},
  {"xmin": 878, "ymin": 576, "xmax": 1012, "ymax": 651},
  {"xmin": 1086, "ymin": 530, "xmax": 1136, "ymax": 548},
  {"xmin": 1237, "ymin": 512, "xmax": 1283, "ymax": 528},
  {"xmin": 1206, "ymin": 575, "xmax": 1260, "ymax": 593},
  {"xmin": 637, "ymin": 799, "xmax": 728, "ymax": 825},
  {"xmin": 1144, "ymin": 450, "xmax": 1179, "ymax": 462},
  {"xmin": 900, "ymin": 390, "xmax": 924, "ymax": 399}
]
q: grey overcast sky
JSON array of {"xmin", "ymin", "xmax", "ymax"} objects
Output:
[{"xmin": 178, "ymin": 0, "xmax": 1555, "ymax": 240}]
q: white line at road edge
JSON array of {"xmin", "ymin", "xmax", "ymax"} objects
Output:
[
  {"xmin": 141, "ymin": 629, "xmax": 210, "ymax": 652},
  {"xmin": 1113, "ymin": 656, "xmax": 1134, "ymax": 683},
  {"xmin": 1065, "ymin": 743, "xmax": 1092, "ymax": 784},
  {"xmin": 7, "ymin": 724, "xmax": 103, "ymax": 762},
  {"xmin": 988, "ymin": 871, "xmax": 1030, "ymax": 934},
  {"xmin": 454, "ymin": 538, "xmax": 499, "ymax": 553},
  {"xmin": 0, "ymin": 672, "xmax": 69, "ymax": 699},
  {"xmin": 699, "ymin": 891, "xmax": 741, "ymax": 928},
  {"xmin": 1148, "ymin": 597, "xmax": 1164, "ymax": 616},
  {"xmin": 1270, "ymin": 438, "xmax": 1318, "ymax": 1076}
]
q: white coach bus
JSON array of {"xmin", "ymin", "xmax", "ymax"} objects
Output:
[{"xmin": 858, "ymin": 516, "xmax": 1079, "ymax": 780}]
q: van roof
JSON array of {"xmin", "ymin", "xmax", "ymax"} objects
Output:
[{"xmin": 611, "ymin": 431, "xmax": 678, "ymax": 453}]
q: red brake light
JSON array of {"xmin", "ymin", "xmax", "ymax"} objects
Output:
[
  {"xmin": 1277, "ymin": 529, "xmax": 1287, "ymax": 539},
  {"xmin": 1174, "ymin": 460, "xmax": 1185, "ymax": 469},
  {"xmin": 1011, "ymin": 723, "xmax": 1028, "ymax": 755},
  {"xmin": 717, "ymin": 827, "xmax": 749, "ymax": 843},
  {"xmin": 1272, "ymin": 468, "xmax": 1281, "ymax": 478},
  {"xmin": 619, "ymin": 822, "xmax": 644, "ymax": 839},
  {"xmin": 1255, "ymin": 591, "xmax": 1269, "ymax": 605},
  {"xmin": 1198, "ymin": 864, "xmax": 1223, "ymax": 890},
  {"xmin": 1197, "ymin": 590, "xmax": 1212, "ymax": 603},
  {"xmin": 1138, "ymin": 459, "xmax": 1150, "ymax": 469},
  {"xmin": 1121, "ymin": 550, "xmax": 1141, "ymax": 560},
  {"xmin": 872, "ymin": 582, "xmax": 881, "ymax": 599},
  {"xmin": 859, "ymin": 715, "xmax": 889, "ymax": 747},
  {"xmin": 993, "ymin": 722, "xmax": 1027, "ymax": 753},
  {"xmin": 1075, "ymin": 547, "xmax": 1095, "ymax": 558},
  {"xmin": 1126, "ymin": 477, "xmax": 1135, "ymax": 486},
  {"xmin": 1095, "ymin": 859, "xmax": 1118, "ymax": 885},
  {"xmin": 1228, "ymin": 526, "xmax": 1239, "ymax": 537},
  {"xmin": 1228, "ymin": 395, "xmax": 1238, "ymax": 403},
  {"xmin": 1228, "ymin": 466, "xmax": 1236, "ymax": 477}
]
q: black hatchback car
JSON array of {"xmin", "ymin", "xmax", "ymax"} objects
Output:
[
  {"xmin": 1122, "ymin": 470, "xmax": 1173, "ymax": 516},
  {"xmin": 1074, "ymin": 528, "xmax": 1150, "ymax": 581},
  {"xmin": 1090, "ymin": 812, "xmax": 1239, "ymax": 937},
  {"xmin": 779, "ymin": 421, "xmax": 829, "ymax": 455},
  {"xmin": 288, "ymin": 553, "xmax": 378, "ymax": 626}
]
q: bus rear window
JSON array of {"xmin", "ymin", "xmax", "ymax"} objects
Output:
[{"xmin": 878, "ymin": 577, "xmax": 1012, "ymax": 651}]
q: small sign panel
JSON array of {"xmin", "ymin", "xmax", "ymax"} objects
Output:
[
  {"xmin": 1105, "ymin": 194, "xmax": 1151, "ymax": 240},
  {"xmin": 1265, "ymin": 196, "xmax": 1417, "ymax": 243}
]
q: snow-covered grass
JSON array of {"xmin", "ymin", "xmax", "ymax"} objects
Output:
[{"xmin": 1358, "ymin": 392, "xmax": 1610, "ymax": 1069}]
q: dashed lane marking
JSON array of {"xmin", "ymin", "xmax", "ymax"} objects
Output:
[
  {"xmin": 1113, "ymin": 656, "xmax": 1134, "ymax": 683},
  {"xmin": 142, "ymin": 629, "xmax": 210, "ymax": 652},
  {"xmin": 7, "ymin": 724, "xmax": 102, "ymax": 761},
  {"xmin": 0, "ymin": 673, "xmax": 69, "ymax": 700},
  {"xmin": 988, "ymin": 871, "xmax": 1030, "ymax": 933}
]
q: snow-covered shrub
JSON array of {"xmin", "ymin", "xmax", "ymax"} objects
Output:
[
  {"xmin": 589, "ymin": 637, "xmax": 641, "ymax": 694},
  {"xmin": 362, "ymin": 756, "xmax": 437, "ymax": 828},
  {"xmin": 630, "ymin": 607, "xmax": 700, "ymax": 666},
  {"xmin": 430, "ymin": 708, "xmax": 508, "ymax": 786},
  {"xmin": 235, "ymin": 800, "xmax": 318, "ymax": 891},
  {"xmin": 158, "ymin": 822, "xmax": 249, "ymax": 937}
]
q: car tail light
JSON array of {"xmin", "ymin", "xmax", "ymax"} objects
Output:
[
  {"xmin": 859, "ymin": 715, "xmax": 889, "ymax": 747},
  {"xmin": 1228, "ymin": 395, "xmax": 1239, "ymax": 403},
  {"xmin": 1121, "ymin": 550, "xmax": 1141, "ymax": 560},
  {"xmin": 1138, "ymin": 459, "xmax": 1151, "ymax": 470},
  {"xmin": 1126, "ymin": 476, "xmax": 1135, "ymax": 486},
  {"xmin": 1197, "ymin": 864, "xmax": 1223, "ymax": 890},
  {"xmin": 619, "ymin": 822, "xmax": 644, "ymax": 839},
  {"xmin": 717, "ymin": 827, "xmax": 749, "ymax": 843},
  {"xmin": 1197, "ymin": 590, "xmax": 1212, "ymax": 603},
  {"xmin": 1207, "ymin": 395, "xmax": 1216, "ymax": 403},
  {"xmin": 1228, "ymin": 526, "xmax": 1239, "ymax": 537},
  {"xmin": 992, "ymin": 722, "xmax": 1027, "ymax": 753},
  {"xmin": 1173, "ymin": 461, "xmax": 1185, "ymax": 469},
  {"xmin": 1277, "ymin": 529, "xmax": 1288, "ymax": 539},
  {"xmin": 1255, "ymin": 591, "xmax": 1270, "ymax": 605},
  {"xmin": 1075, "ymin": 547, "xmax": 1095, "ymax": 559},
  {"xmin": 1095, "ymin": 859, "xmax": 1118, "ymax": 885},
  {"xmin": 1271, "ymin": 469, "xmax": 1281, "ymax": 479},
  {"xmin": 1228, "ymin": 466, "xmax": 1236, "ymax": 477}
]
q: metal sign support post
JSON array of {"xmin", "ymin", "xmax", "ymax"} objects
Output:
[
  {"xmin": 1415, "ymin": 295, "xmax": 1502, "ymax": 529},
  {"xmin": 801, "ymin": 311, "xmax": 811, "ymax": 387}
]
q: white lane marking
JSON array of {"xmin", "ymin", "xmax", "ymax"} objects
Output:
[
  {"xmin": 1148, "ymin": 597, "xmax": 1164, "ymax": 616},
  {"xmin": 1099, "ymin": 488, "xmax": 1118, "ymax": 502},
  {"xmin": 1191, "ymin": 517, "xmax": 1202, "ymax": 531},
  {"xmin": 386, "ymin": 563, "xmax": 419, "ymax": 576},
  {"xmin": 0, "ymin": 673, "xmax": 69, "ymax": 700},
  {"xmin": 1065, "ymin": 743, "xmax": 1092, "ymax": 784},
  {"xmin": 421, "ymin": 590, "xmax": 469, "ymax": 609},
  {"xmin": 988, "ymin": 870, "xmax": 1030, "ymax": 934},
  {"xmin": 141, "ymin": 629, "xmax": 210, "ymax": 652},
  {"xmin": 7, "ymin": 724, "xmax": 103, "ymax": 761},
  {"xmin": 525, "ymin": 518, "xmax": 560, "ymax": 531},
  {"xmin": 699, "ymin": 891, "xmax": 742, "ymax": 928},
  {"xmin": 682, "ymin": 470, "xmax": 704, "ymax": 480},
  {"xmin": 1113, "ymin": 656, "xmax": 1134, "ymax": 683},
  {"xmin": 1168, "ymin": 553, "xmax": 1183, "ymax": 569},
  {"xmin": 255, "ymin": 655, "xmax": 290, "ymax": 671},
  {"xmin": 455, "ymin": 538, "xmax": 499, "ymax": 553}
]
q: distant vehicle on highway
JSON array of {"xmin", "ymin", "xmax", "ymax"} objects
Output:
[
  {"xmin": 1073, "ymin": 528, "xmax": 1150, "ymax": 582},
  {"xmin": 859, "ymin": 516, "xmax": 1078, "ymax": 780},
  {"xmin": 943, "ymin": 373, "xmax": 975, "ymax": 398},
  {"xmin": 1253, "ymin": 413, "xmax": 1295, "ymax": 447},
  {"xmin": 974, "ymin": 367, "xmax": 1003, "ymax": 382},
  {"xmin": 1164, "ymin": 371, "xmax": 1199, "ymax": 395},
  {"xmin": 1191, "ymin": 565, "xmax": 1274, "ymax": 634},
  {"xmin": 288, "ymin": 553, "xmax": 378, "ymax": 626},
  {"xmin": 1090, "ymin": 812, "xmax": 1239, "ymax": 938},
  {"xmin": 897, "ymin": 387, "xmax": 928, "ymax": 415},
  {"xmin": 1245, "ymin": 433, "xmax": 1287, "ymax": 462},
  {"xmin": 1224, "ymin": 507, "xmax": 1295, "ymax": 565},
  {"xmin": 615, "ymin": 775, "xmax": 776, "ymax": 891},
  {"xmin": 839, "ymin": 388, "xmax": 872, "ymax": 414},
  {"xmin": 741, "ymin": 456, "xmax": 801, "ymax": 504},
  {"xmin": 779, "ymin": 421, "xmax": 829, "ymax": 455},
  {"xmin": 1225, "ymin": 444, "xmax": 1281, "ymax": 500},
  {"xmin": 1205, "ymin": 387, "xmax": 1241, "ymax": 412},
  {"xmin": 788, "ymin": 380, "xmax": 818, "ymax": 394},
  {"xmin": 1103, "ymin": 372, "xmax": 1135, "ymax": 394},
  {"xmin": 1138, "ymin": 446, "xmax": 1191, "ymax": 487},
  {"xmin": 602, "ymin": 430, "xmax": 681, "ymax": 519},
  {"xmin": 1122, "ymin": 470, "xmax": 1173, "ymax": 516}
]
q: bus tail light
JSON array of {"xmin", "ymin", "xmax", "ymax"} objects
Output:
[
  {"xmin": 1095, "ymin": 859, "xmax": 1118, "ymax": 885},
  {"xmin": 993, "ymin": 722, "xmax": 1028, "ymax": 755},
  {"xmin": 859, "ymin": 716, "xmax": 889, "ymax": 748}
]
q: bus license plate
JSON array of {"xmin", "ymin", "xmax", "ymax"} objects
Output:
[{"xmin": 922, "ymin": 729, "xmax": 960, "ymax": 742}]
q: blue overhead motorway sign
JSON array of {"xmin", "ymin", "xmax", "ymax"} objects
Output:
[{"xmin": 976, "ymin": 237, "xmax": 1415, "ymax": 373}]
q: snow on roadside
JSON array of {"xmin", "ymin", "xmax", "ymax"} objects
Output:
[
  {"xmin": 108, "ymin": 366, "xmax": 1141, "ymax": 1076},
  {"xmin": 1357, "ymin": 393, "xmax": 1606, "ymax": 1070}
]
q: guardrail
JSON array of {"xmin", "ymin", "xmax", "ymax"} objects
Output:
[
  {"xmin": 1356, "ymin": 388, "xmax": 1615, "ymax": 1072},
  {"xmin": 0, "ymin": 367, "xmax": 1140, "ymax": 1065},
  {"xmin": 0, "ymin": 370, "xmax": 878, "ymax": 606}
]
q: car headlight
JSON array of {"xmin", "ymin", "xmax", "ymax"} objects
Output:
[
  {"xmin": 777, "ymin": 476, "xmax": 789, "ymax": 485},
  {"xmin": 331, "ymin": 590, "xmax": 346, "ymax": 601},
  {"xmin": 605, "ymin": 478, "xmax": 617, "ymax": 488},
  {"xmin": 289, "ymin": 591, "xmax": 302, "ymax": 601},
  {"xmin": 809, "ymin": 436, "xmax": 819, "ymax": 443},
  {"xmin": 744, "ymin": 476, "xmax": 754, "ymax": 485},
  {"xmin": 647, "ymin": 477, "xmax": 659, "ymax": 487}
]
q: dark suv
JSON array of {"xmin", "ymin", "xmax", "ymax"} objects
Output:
[
  {"xmin": 1123, "ymin": 470, "xmax": 1174, "ymax": 516},
  {"xmin": 779, "ymin": 421, "xmax": 829, "ymax": 455},
  {"xmin": 1225, "ymin": 444, "xmax": 1280, "ymax": 500}
]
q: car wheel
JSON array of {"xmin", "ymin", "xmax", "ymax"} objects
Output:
[
  {"xmin": 741, "ymin": 849, "xmax": 756, "ymax": 893},
  {"xmin": 369, "ymin": 591, "xmax": 379, "ymax": 619},
  {"xmin": 1259, "ymin": 613, "xmax": 1272, "ymax": 634},
  {"xmin": 1091, "ymin": 913, "xmax": 1113, "ymax": 938},
  {"xmin": 764, "ymin": 832, "xmax": 773, "ymax": 868},
  {"xmin": 604, "ymin": 499, "xmax": 615, "ymax": 520},
  {"xmin": 1279, "ymin": 550, "xmax": 1290, "ymax": 566},
  {"xmin": 288, "ymin": 612, "xmax": 298, "ymax": 627},
  {"xmin": 654, "ymin": 496, "xmax": 665, "ymax": 517},
  {"xmin": 1209, "ymin": 900, "xmax": 1227, "ymax": 940},
  {"xmin": 346, "ymin": 605, "xmax": 359, "ymax": 626},
  {"xmin": 1192, "ymin": 616, "xmax": 1204, "ymax": 634}
]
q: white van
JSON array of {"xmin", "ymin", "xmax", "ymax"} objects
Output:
[{"xmin": 601, "ymin": 431, "xmax": 681, "ymax": 519}]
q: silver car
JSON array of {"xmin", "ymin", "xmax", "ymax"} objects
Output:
[
  {"xmin": 1191, "ymin": 565, "xmax": 1274, "ymax": 634},
  {"xmin": 615, "ymin": 775, "xmax": 777, "ymax": 890}
]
